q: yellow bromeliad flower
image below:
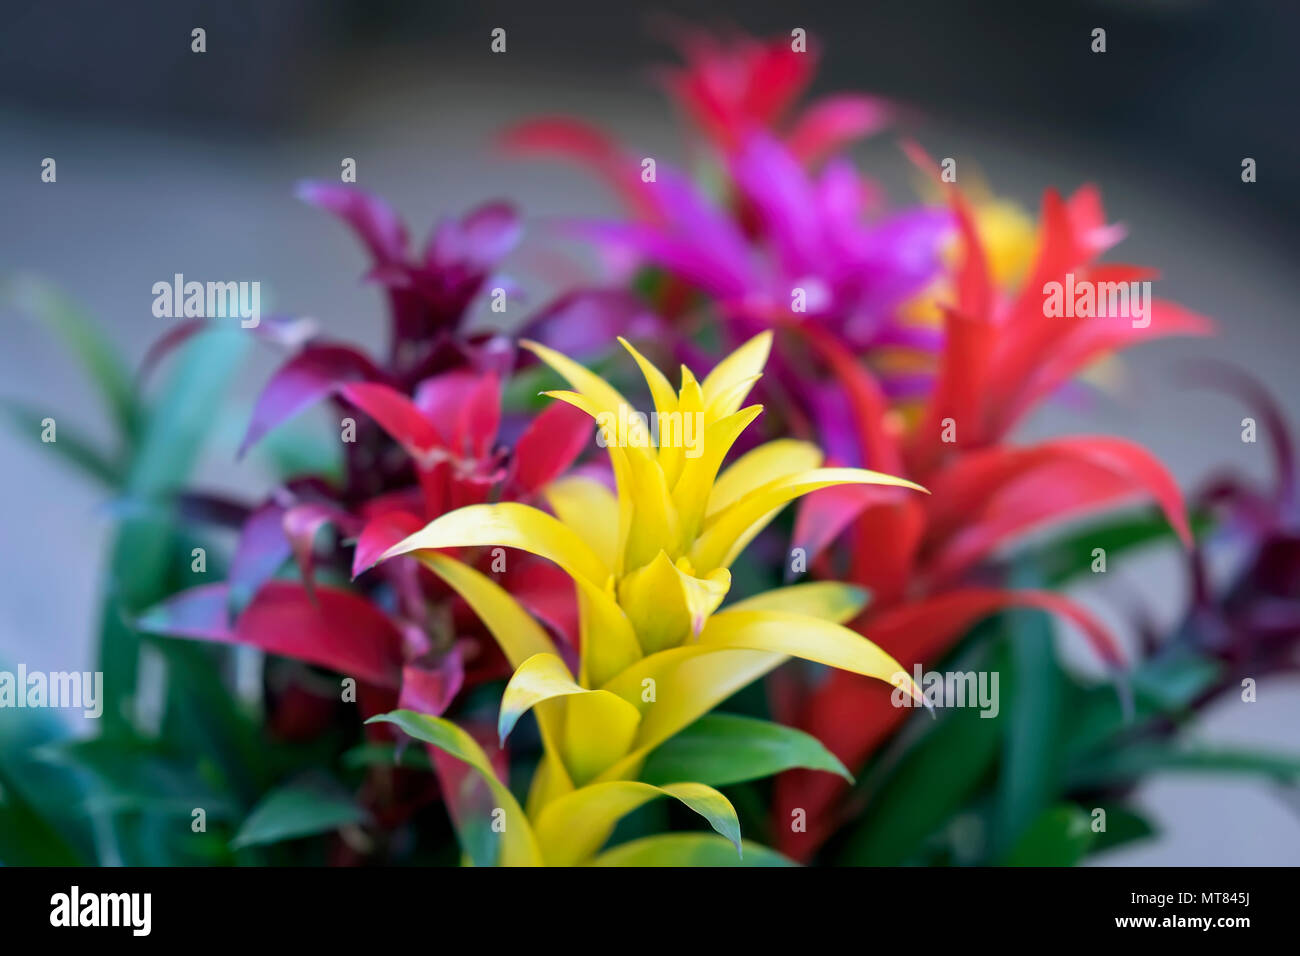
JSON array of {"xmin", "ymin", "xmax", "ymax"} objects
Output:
[{"xmin": 368, "ymin": 332, "xmax": 927, "ymax": 865}]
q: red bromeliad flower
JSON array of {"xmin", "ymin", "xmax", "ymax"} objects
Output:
[
  {"xmin": 139, "ymin": 369, "xmax": 589, "ymax": 860},
  {"xmin": 141, "ymin": 369, "xmax": 589, "ymax": 719},
  {"xmin": 771, "ymin": 183, "xmax": 1213, "ymax": 859},
  {"xmin": 139, "ymin": 184, "xmax": 608, "ymax": 733}
]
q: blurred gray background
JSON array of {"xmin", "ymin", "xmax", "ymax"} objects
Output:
[{"xmin": 2, "ymin": 0, "xmax": 1297, "ymax": 863}]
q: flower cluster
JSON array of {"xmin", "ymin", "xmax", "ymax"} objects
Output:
[{"xmin": 98, "ymin": 29, "xmax": 1293, "ymax": 868}]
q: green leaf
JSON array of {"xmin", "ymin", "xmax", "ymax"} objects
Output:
[
  {"xmin": 80, "ymin": 326, "xmax": 249, "ymax": 864},
  {"xmin": 503, "ymin": 362, "xmax": 564, "ymax": 413},
  {"xmin": 836, "ymin": 627, "xmax": 1010, "ymax": 866},
  {"xmin": 839, "ymin": 698, "xmax": 1002, "ymax": 866},
  {"xmin": 1002, "ymin": 804, "xmax": 1096, "ymax": 866},
  {"xmin": 342, "ymin": 742, "xmax": 435, "ymax": 772},
  {"xmin": 1016, "ymin": 508, "xmax": 1214, "ymax": 586},
  {"xmin": 589, "ymin": 833, "xmax": 796, "ymax": 867},
  {"xmin": 4, "ymin": 275, "xmax": 139, "ymax": 443},
  {"xmin": 34, "ymin": 737, "xmax": 240, "ymax": 819},
  {"xmin": 230, "ymin": 777, "xmax": 370, "ymax": 850},
  {"xmin": 992, "ymin": 564, "xmax": 1064, "ymax": 857},
  {"xmin": 98, "ymin": 326, "xmax": 249, "ymax": 739},
  {"xmin": 0, "ymin": 699, "xmax": 94, "ymax": 865},
  {"xmin": 1090, "ymin": 804, "xmax": 1157, "ymax": 855},
  {"xmin": 0, "ymin": 790, "xmax": 85, "ymax": 865},
  {"xmin": 640, "ymin": 713, "xmax": 852, "ymax": 788},
  {"xmin": 0, "ymin": 398, "xmax": 124, "ymax": 485},
  {"xmin": 367, "ymin": 711, "xmax": 540, "ymax": 866},
  {"xmin": 1067, "ymin": 744, "xmax": 1300, "ymax": 788},
  {"xmin": 144, "ymin": 527, "xmax": 269, "ymax": 808},
  {"xmin": 1130, "ymin": 648, "xmax": 1224, "ymax": 713},
  {"xmin": 1061, "ymin": 648, "xmax": 1222, "ymax": 759},
  {"xmin": 127, "ymin": 327, "xmax": 249, "ymax": 497},
  {"xmin": 151, "ymin": 640, "xmax": 267, "ymax": 804}
]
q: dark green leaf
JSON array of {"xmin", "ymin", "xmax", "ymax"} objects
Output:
[
  {"xmin": 1068, "ymin": 744, "xmax": 1300, "ymax": 787},
  {"xmin": 641, "ymin": 713, "xmax": 852, "ymax": 787},
  {"xmin": 0, "ymin": 700, "xmax": 94, "ymax": 864},
  {"xmin": 342, "ymin": 742, "xmax": 434, "ymax": 772},
  {"xmin": 0, "ymin": 398, "xmax": 123, "ymax": 485},
  {"xmin": 98, "ymin": 327, "xmax": 249, "ymax": 738},
  {"xmin": 34, "ymin": 736, "xmax": 240, "ymax": 819},
  {"xmin": 838, "ymin": 701, "xmax": 1002, "ymax": 865},
  {"xmin": 1090, "ymin": 804, "xmax": 1157, "ymax": 855},
  {"xmin": 1002, "ymin": 804, "xmax": 1096, "ymax": 866},
  {"xmin": 992, "ymin": 564, "xmax": 1064, "ymax": 857},
  {"xmin": 1014, "ymin": 508, "xmax": 1214, "ymax": 586},
  {"xmin": 1061, "ymin": 648, "xmax": 1222, "ymax": 759},
  {"xmin": 230, "ymin": 776, "xmax": 369, "ymax": 850},
  {"xmin": 4, "ymin": 275, "xmax": 139, "ymax": 442}
]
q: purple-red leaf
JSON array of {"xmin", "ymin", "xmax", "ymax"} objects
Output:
[
  {"xmin": 239, "ymin": 345, "xmax": 387, "ymax": 457},
  {"xmin": 138, "ymin": 581, "xmax": 404, "ymax": 686},
  {"xmin": 427, "ymin": 202, "xmax": 522, "ymax": 273},
  {"xmin": 296, "ymin": 181, "xmax": 409, "ymax": 264},
  {"xmin": 237, "ymin": 582, "xmax": 404, "ymax": 686},
  {"xmin": 136, "ymin": 584, "xmax": 234, "ymax": 641},
  {"xmin": 228, "ymin": 499, "xmax": 292, "ymax": 606}
]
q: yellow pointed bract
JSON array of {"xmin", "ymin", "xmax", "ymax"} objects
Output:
[{"xmin": 377, "ymin": 333, "xmax": 929, "ymax": 865}]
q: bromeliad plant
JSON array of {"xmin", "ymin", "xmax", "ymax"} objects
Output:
[
  {"xmin": 129, "ymin": 185, "xmax": 637, "ymax": 858},
  {"xmin": 14, "ymin": 25, "xmax": 1297, "ymax": 870},
  {"xmin": 138, "ymin": 179, "xmax": 649, "ymax": 725},
  {"xmin": 1173, "ymin": 363, "xmax": 1300, "ymax": 690},
  {"xmin": 366, "ymin": 332, "xmax": 928, "ymax": 864},
  {"xmin": 796, "ymin": 366, "xmax": 1300, "ymax": 867},
  {"xmin": 770, "ymin": 185, "xmax": 1211, "ymax": 859}
]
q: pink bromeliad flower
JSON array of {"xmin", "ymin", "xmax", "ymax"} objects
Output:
[
  {"xmin": 502, "ymin": 30, "xmax": 953, "ymax": 461},
  {"xmin": 141, "ymin": 367, "xmax": 589, "ymax": 719},
  {"xmin": 506, "ymin": 26, "xmax": 893, "ymax": 196}
]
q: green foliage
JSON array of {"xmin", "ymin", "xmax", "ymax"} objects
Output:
[
  {"xmin": 4, "ymin": 275, "xmax": 140, "ymax": 442},
  {"xmin": 0, "ymin": 290, "xmax": 370, "ymax": 866},
  {"xmin": 837, "ymin": 646, "xmax": 1003, "ymax": 866},
  {"xmin": 231, "ymin": 776, "xmax": 370, "ymax": 850},
  {"xmin": 1002, "ymin": 804, "xmax": 1096, "ymax": 866},
  {"xmin": 991, "ymin": 564, "xmax": 1065, "ymax": 858},
  {"xmin": 641, "ymin": 713, "xmax": 852, "ymax": 788}
]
